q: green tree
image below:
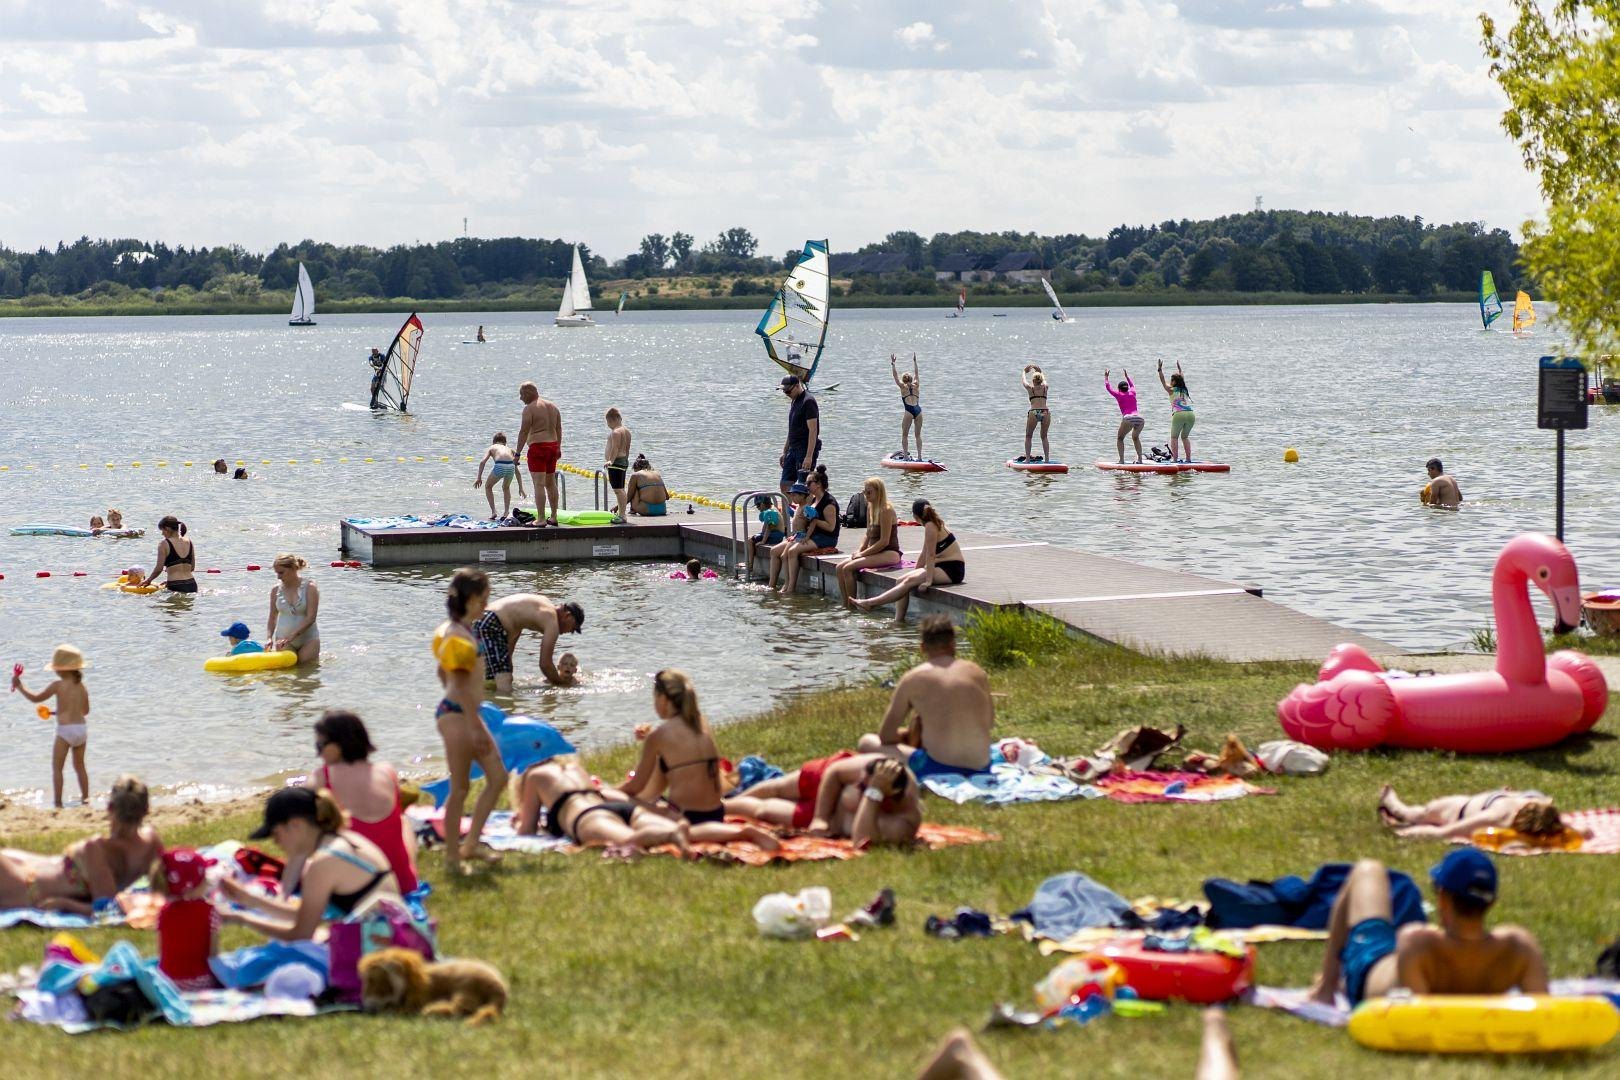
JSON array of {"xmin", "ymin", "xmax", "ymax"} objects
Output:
[
  {"xmin": 639, "ymin": 233, "xmax": 669, "ymax": 270},
  {"xmin": 1483, "ymin": 2, "xmax": 1620, "ymax": 352},
  {"xmin": 669, "ymin": 231, "xmax": 694, "ymax": 269}
]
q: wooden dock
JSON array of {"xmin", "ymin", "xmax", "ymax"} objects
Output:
[{"xmin": 341, "ymin": 512, "xmax": 1398, "ymax": 663}]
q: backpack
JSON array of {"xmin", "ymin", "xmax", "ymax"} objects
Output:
[{"xmin": 841, "ymin": 490, "xmax": 868, "ymax": 530}]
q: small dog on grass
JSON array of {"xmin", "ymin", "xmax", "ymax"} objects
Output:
[{"xmin": 359, "ymin": 948, "xmax": 508, "ymax": 1026}]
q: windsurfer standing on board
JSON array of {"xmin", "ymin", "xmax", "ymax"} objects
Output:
[
  {"xmin": 779, "ymin": 374, "xmax": 820, "ymax": 495},
  {"xmin": 366, "ymin": 348, "xmax": 386, "ymax": 409}
]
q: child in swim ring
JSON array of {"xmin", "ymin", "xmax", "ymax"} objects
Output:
[
  {"xmin": 475, "ymin": 432, "xmax": 525, "ymax": 520},
  {"xmin": 220, "ymin": 620, "xmax": 265, "ymax": 656},
  {"xmin": 12, "ymin": 645, "xmax": 91, "ymax": 808}
]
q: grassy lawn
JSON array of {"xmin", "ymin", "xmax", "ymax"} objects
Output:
[{"xmin": 2, "ymin": 635, "xmax": 1616, "ymax": 1078}]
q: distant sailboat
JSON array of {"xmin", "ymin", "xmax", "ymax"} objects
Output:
[
  {"xmin": 555, "ymin": 246, "xmax": 596, "ymax": 327},
  {"xmin": 1478, "ymin": 270, "xmax": 1503, "ymax": 330},
  {"xmin": 756, "ymin": 239, "xmax": 830, "ymax": 387},
  {"xmin": 289, "ymin": 263, "xmax": 316, "ymax": 326},
  {"xmin": 616, "ymin": 291, "xmax": 628, "ymax": 316},
  {"xmin": 1512, "ymin": 291, "xmax": 1536, "ymax": 335},
  {"xmin": 1042, "ymin": 277, "xmax": 1073, "ymax": 323},
  {"xmin": 948, "ymin": 289, "xmax": 966, "ymax": 318}
]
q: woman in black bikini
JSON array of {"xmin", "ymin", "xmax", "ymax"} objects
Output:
[
  {"xmin": 621, "ymin": 670, "xmax": 779, "ymax": 850},
  {"xmin": 219, "ymin": 787, "xmax": 401, "ymax": 941},
  {"xmin": 513, "ymin": 757, "xmax": 689, "ymax": 851},
  {"xmin": 1020, "ymin": 365, "xmax": 1051, "ymax": 462},
  {"xmin": 141, "ymin": 515, "xmax": 196, "ymax": 593},
  {"xmin": 1376, "ymin": 783, "xmax": 1580, "ymax": 840},
  {"xmin": 854, "ymin": 499, "xmax": 965, "ymax": 623}
]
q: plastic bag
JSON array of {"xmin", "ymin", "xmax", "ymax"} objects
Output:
[
  {"xmin": 1256, "ymin": 740, "xmax": 1330, "ymax": 776},
  {"xmin": 752, "ymin": 887, "xmax": 832, "ymax": 939}
]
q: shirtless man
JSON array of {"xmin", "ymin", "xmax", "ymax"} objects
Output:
[
  {"xmin": 859, "ymin": 615, "xmax": 994, "ymax": 778},
  {"xmin": 1422, "ymin": 457, "xmax": 1463, "ymax": 509},
  {"xmin": 1307, "ymin": 851, "xmax": 1547, "ymax": 1008},
  {"xmin": 516, "ymin": 381, "xmax": 563, "ymax": 526},
  {"xmin": 726, "ymin": 754, "xmax": 922, "ymax": 845},
  {"xmin": 474, "ymin": 593, "xmax": 584, "ymax": 692},
  {"xmin": 604, "ymin": 408, "xmax": 632, "ymax": 523}
]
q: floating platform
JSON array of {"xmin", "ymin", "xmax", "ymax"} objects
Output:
[{"xmin": 340, "ymin": 512, "xmax": 1399, "ymax": 663}]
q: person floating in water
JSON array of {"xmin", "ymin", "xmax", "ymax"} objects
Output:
[
  {"xmin": 1421, "ymin": 457, "xmax": 1462, "ymax": 509},
  {"xmin": 367, "ymin": 347, "xmax": 387, "ymax": 409}
]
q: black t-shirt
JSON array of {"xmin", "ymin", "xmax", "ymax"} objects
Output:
[
  {"xmin": 809, "ymin": 492, "xmax": 840, "ymax": 548},
  {"xmin": 787, "ymin": 392, "xmax": 819, "ymax": 448}
]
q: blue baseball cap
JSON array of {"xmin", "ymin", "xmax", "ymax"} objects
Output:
[
  {"xmin": 788, "ymin": 481, "xmax": 809, "ymax": 496},
  {"xmin": 1429, "ymin": 848, "xmax": 1497, "ymax": 905},
  {"xmin": 221, "ymin": 621, "xmax": 252, "ymax": 640}
]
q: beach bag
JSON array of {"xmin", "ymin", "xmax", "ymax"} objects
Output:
[
  {"xmin": 840, "ymin": 491, "xmax": 868, "ymax": 530},
  {"xmin": 326, "ymin": 899, "xmax": 438, "ymax": 1003}
]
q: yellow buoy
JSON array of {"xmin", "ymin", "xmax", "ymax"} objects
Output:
[{"xmin": 1283, "ymin": 448, "xmax": 1300, "ymax": 463}]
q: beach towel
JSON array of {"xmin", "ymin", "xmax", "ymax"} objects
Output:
[
  {"xmin": 659, "ymin": 824, "xmax": 996, "ymax": 867},
  {"xmin": 920, "ymin": 763, "xmax": 1092, "ymax": 806},
  {"xmin": 407, "ymin": 808, "xmax": 573, "ymax": 855},
  {"xmin": 1249, "ymin": 978, "xmax": 1620, "ymax": 1028},
  {"xmin": 1015, "ymin": 872, "xmax": 1132, "ymax": 939},
  {"xmin": 0, "ymin": 889, "xmax": 164, "ymax": 932},
  {"xmin": 1095, "ymin": 770, "xmax": 1275, "ymax": 804},
  {"xmin": 1457, "ymin": 808, "xmax": 1620, "ymax": 856},
  {"xmin": 1038, "ymin": 924, "xmax": 1326, "ymax": 957},
  {"xmin": 13, "ymin": 987, "xmax": 348, "ymax": 1032}
]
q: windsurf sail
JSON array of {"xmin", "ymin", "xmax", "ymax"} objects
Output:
[
  {"xmin": 1513, "ymin": 290, "xmax": 1536, "ymax": 333},
  {"xmin": 616, "ymin": 291, "xmax": 627, "ymax": 315},
  {"xmin": 1041, "ymin": 277, "xmax": 1068, "ymax": 321},
  {"xmin": 1479, "ymin": 271, "xmax": 1503, "ymax": 329},
  {"xmin": 371, "ymin": 312, "xmax": 424, "ymax": 412},
  {"xmin": 956, "ymin": 289, "xmax": 966, "ymax": 317},
  {"xmin": 755, "ymin": 239, "xmax": 830, "ymax": 385},
  {"xmin": 290, "ymin": 263, "xmax": 315, "ymax": 324}
]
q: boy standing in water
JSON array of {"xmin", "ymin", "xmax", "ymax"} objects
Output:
[
  {"xmin": 604, "ymin": 409, "xmax": 632, "ymax": 523},
  {"xmin": 13, "ymin": 645, "xmax": 92, "ymax": 808}
]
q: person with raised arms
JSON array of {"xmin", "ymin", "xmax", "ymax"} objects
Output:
[
  {"xmin": 1105, "ymin": 367, "xmax": 1145, "ymax": 465},
  {"xmin": 1019, "ymin": 365, "xmax": 1052, "ymax": 463},
  {"xmin": 891, "ymin": 353, "xmax": 924, "ymax": 461},
  {"xmin": 726, "ymin": 753, "xmax": 921, "ymax": 845},
  {"xmin": 1157, "ymin": 359, "xmax": 1196, "ymax": 463},
  {"xmin": 474, "ymin": 593, "xmax": 584, "ymax": 692},
  {"xmin": 858, "ymin": 615, "xmax": 994, "ymax": 779}
]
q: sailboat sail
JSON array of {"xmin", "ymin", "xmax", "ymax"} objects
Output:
[
  {"xmin": 1513, "ymin": 291, "xmax": 1536, "ymax": 333},
  {"xmin": 372, "ymin": 312, "xmax": 423, "ymax": 412},
  {"xmin": 616, "ymin": 291, "xmax": 627, "ymax": 315},
  {"xmin": 755, "ymin": 239, "xmax": 830, "ymax": 385},
  {"xmin": 1041, "ymin": 277, "xmax": 1068, "ymax": 321},
  {"xmin": 570, "ymin": 246, "xmax": 594, "ymax": 311},
  {"xmin": 290, "ymin": 263, "xmax": 316, "ymax": 324},
  {"xmin": 1479, "ymin": 271, "xmax": 1503, "ymax": 329}
]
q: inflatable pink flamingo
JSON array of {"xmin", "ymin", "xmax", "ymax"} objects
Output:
[{"xmin": 1278, "ymin": 533, "xmax": 1607, "ymax": 753}]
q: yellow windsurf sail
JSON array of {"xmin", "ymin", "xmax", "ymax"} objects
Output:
[{"xmin": 1513, "ymin": 291, "xmax": 1536, "ymax": 333}]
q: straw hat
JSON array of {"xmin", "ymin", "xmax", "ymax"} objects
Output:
[{"xmin": 45, "ymin": 644, "xmax": 89, "ymax": 672}]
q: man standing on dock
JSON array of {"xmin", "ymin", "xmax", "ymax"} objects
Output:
[
  {"xmin": 860, "ymin": 615, "xmax": 994, "ymax": 777},
  {"xmin": 779, "ymin": 374, "xmax": 820, "ymax": 495},
  {"xmin": 476, "ymin": 593, "xmax": 584, "ymax": 692},
  {"xmin": 517, "ymin": 381, "xmax": 563, "ymax": 526}
]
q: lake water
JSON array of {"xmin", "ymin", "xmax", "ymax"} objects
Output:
[{"xmin": 1, "ymin": 304, "xmax": 1613, "ymax": 800}]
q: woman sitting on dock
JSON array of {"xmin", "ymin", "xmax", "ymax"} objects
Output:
[
  {"xmin": 836, "ymin": 477, "xmax": 902, "ymax": 608},
  {"xmin": 430, "ymin": 568, "xmax": 507, "ymax": 876},
  {"xmin": 626, "ymin": 455, "xmax": 668, "ymax": 516},
  {"xmin": 854, "ymin": 499, "xmax": 964, "ymax": 623},
  {"xmin": 770, "ymin": 465, "xmax": 840, "ymax": 596}
]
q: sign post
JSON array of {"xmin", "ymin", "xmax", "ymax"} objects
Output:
[{"xmin": 1536, "ymin": 356, "xmax": 1589, "ymax": 540}]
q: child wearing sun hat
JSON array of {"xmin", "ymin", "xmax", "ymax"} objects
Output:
[{"xmin": 11, "ymin": 645, "xmax": 91, "ymax": 809}]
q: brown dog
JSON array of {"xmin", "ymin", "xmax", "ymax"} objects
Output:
[{"xmin": 358, "ymin": 948, "xmax": 508, "ymax": 1026}]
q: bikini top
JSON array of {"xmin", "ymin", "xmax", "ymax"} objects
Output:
[
  {"xmin": 659, "ymin": 754, "xmax": 719, "ymax": 779},
  {"xmin": 934, "ymin": 530, "xmax": 957, "ymax": 556},
  {"xmin": 320, "ymin": 837, "xmax": 390, "ymax": 916},
  {"xmin": 164, "ymin": 539, "xmax": 194, "ymax": 568},
  {"xmin": 432, "ymin": 626, "xmax": 482, "ymax": 672}
]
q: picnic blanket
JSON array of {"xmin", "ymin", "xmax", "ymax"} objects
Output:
[
  {"xmin": 12, "ymin": 987, "xmax": 349, "ymax": 1032},
  {"xmin": 1456, "ymin": 808, "xmax": 1620, "ymax": 856},
  {"xmin": 1250, "ymin": 978, "xmax": 1620, "ymax": 1027},
  {"xmin": 1038, "ymin": 924, "xmax": 1326, "ymax": 957},
  {"xmin": 1095, "ymin": 770, "xmax": 1276, "ymax": 804},
  {"xmin": 1, "ymin": 890, "xmax": 164, "ymax": 932},
  {"xmin": 919, "ymin": 763, "xmax": 1092, "ymax": 806}
]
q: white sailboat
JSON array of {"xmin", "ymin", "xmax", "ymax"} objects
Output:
[
  {"xmin": 288, "ymin": 262, "xmax": 316, "ymax": 326},
  {"xmin": 1042, "ymin": 277, "xmax": 1073, "ymax": 323},
  {"xmin": 555, "ymin": 245, "xmax": 596, "ymax": 327}
]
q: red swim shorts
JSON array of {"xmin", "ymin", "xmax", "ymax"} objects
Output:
[
  {"xmin": 526, "ymin": 441, "xmax": 561, "ymax": 473},
  {"xmin": 793, "ymin": 750, "xmax": 855, "ymax": 829}
]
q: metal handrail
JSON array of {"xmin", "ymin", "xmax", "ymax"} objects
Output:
[
  {"xmin": 728, "ymin": 488, "xmax": 788, "ymax": 579},
  {"xmin": 590, "ymin": 469, "xmax": 609, "ymax": 511}
]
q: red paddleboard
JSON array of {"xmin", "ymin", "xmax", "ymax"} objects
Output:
[
  {"xmin": 881, "ymin": 454, "xmax": 946, "ymax": 473},
  {"xmin": 1096, "ymin": 461, "xmax": 1231, "ymax": 474},
  {"xmin": 1006, "ymin": 459, "xmax": 1069, "ymax": 474}
]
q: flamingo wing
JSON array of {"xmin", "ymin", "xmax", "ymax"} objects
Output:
[
  {"xmin": 1278, "ymin": 669, "xmax": 1398, "ymax": 751},
  {"xmin": 1548, "ymin": 650, "xmax": 1609, "ymax": 729}
]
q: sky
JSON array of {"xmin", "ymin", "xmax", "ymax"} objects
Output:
[{"xmin": 0, "ymin": 0, "xmax": 1541, "ymax": 258}]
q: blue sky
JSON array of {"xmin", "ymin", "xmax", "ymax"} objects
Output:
[{"xmin": 0, "ymin": 0, "xmax": 1538, "ymax": 255}]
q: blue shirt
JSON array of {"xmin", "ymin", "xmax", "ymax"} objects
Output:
[{"xmin": 229, "ymin": 640, "xmax": 265, "ymax": 655}]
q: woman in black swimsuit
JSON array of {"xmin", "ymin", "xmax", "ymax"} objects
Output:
[
  {"xmin": 854, "ymin": 499, "xmax": 964, "ymax": 623},
  {"xmin": 141, "ymin": 515, "xmax": 196, "ymax": 593},
  {"xmin": 621, "ymin": 670, "xmax": 779, "ymax": 851},
  {"xmin": 218, "ymin": 787, "xmax": 401, "ymax": 941},
  {"xmin": 513, "ymin": 757, "xmax": 688, "ymax": 851}
]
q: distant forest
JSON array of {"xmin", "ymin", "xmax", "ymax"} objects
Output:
[{"xmin": 0, "ymin": 210, "xmax": 1524, "ymax": 307}]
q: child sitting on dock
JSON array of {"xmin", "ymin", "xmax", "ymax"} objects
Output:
[
  {"xmin": 220, "ymin": 621, "xmax": 265, "ymax": 656},
  {"xmin": 475, "ymin": 433, "xmax": 526, "ymax": 520},
  {"xmin": 12, "ymin": 645, "xmax": 92, "ymax": 809},
  {"xmin": 744, "ymin": 494, "xmax": 784, "ymax": 579}
]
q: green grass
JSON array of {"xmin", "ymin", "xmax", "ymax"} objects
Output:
[{"xmin": 2, "ymin": 636, "xmax": 1616, "ymax": 1078}]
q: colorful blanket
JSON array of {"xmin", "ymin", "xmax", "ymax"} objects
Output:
[
  {"xmin": 1095, "ymin": 770, "xmax": 1276, "ymax": 804},
  {"xmin": 1037, "ymin": 924, "xmax": 1327, "ymax": 957},
  {"xmin": 920, "ymin": 763, "xmax": 1093, "ymax": 806},
  {"xmin": 0, "ymin": 890, "xmax": 163, "ymax": 932},
  {"xmin": 1456, "ymin": 808, "xmax": 1620, "ymax": 856},
  {"xmin": 12, "ymin": 987, "xmax": 350, "ymax": 1032}
]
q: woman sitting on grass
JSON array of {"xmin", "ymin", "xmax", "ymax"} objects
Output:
[
  {"xmin": 513, "ymin": 756, "xmax": 689, "ymax": 852},
  {"xmin": 1377, "ymin": 783, "xmax": 1584, "ymax": 840},
  {"xmin": 0, "ymin": 776, "xmax": 161, "ymax": 914}
]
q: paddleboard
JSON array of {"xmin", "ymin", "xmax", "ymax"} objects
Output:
[
  {"xmin": 10, "ymin": 524, "xmax": 142, "ymax": 538},
  {"xmin": 881, "ymin": 454, "xmax": 946, "ymax": 473},
  {"xmin": 1096, "ymin": 461, "xmax": 1231, "ymax": 474},
  {"xmin": 1006, "ymin": 460, "xmax": 1070, "ymax": 474}
]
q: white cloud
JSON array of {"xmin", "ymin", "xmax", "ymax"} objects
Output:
[{"xmin": 894, "ymin": 21, "xmax": 945, "ymax": 51}]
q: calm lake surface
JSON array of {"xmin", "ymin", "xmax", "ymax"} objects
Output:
[{"xmin": 0, "ymin": 304, "xmax": 1611, "ymax": 800}]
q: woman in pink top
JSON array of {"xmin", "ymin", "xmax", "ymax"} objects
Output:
[
  {"xmin": 301, "ymin": 709, "xmax": 419, "ymax": 894},
  {"xmin": 1105, "ymin": 367, "xmax": 1144, "ymax": 464}
]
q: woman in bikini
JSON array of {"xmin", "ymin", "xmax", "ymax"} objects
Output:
[
  {"xmin": 1376, "ymin": 784, "xmax": 1582, "ymax": 840},
  {"xmin": 891, "ymin": 353, "xmax": 923, "ymax": 460},
  {"xmin": 836, "ymin": 476, "xmax": 902, "ymax": 608},
  {"xmin": 431, "ymin": 568, "xmax": 507, "ymax": 876},
  {"xmin": 1021, "ymin": 365, "xmax": 1051, "ymax": 462},
  {"xmin": 300, "ymin": 710, "xmax": 418, "ymax": 894},
  {"xmin": 512, "ymin": 756, "xmax": 689, "ymax": 852},
  {"xmin": 0, "ymin": 776, "xmax": 161, "ymax": 914},
  {"xmin": 621, "ymin": 670, "xmax": 779, "ymax": 850},
  {"xmin": 266, "ymin": 553, "xmax": 321, "ymax": 664},
  {"xmin": 140, "ymin": 515, "xmax": 196, "ymax": 593},
  {"xmin": 854, "ymin": 499, "xmax": 964, "ymax": 623},
  {"xmin": 219, "ymin": 787, "xmax": 401, "ymax": 941}
]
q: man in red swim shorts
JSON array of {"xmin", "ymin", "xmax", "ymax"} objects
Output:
[
  {"xmin": 516, "ymin": 381, "xmax": 564, "ymax": 526},
  {"xmin": 723, "ymin": 752, "xmax": 920, "ymax": 845}
]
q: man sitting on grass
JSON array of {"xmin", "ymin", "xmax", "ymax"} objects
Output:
[
  {"xmin": 725, "ymin": 754, "xmax": 921, "ymax": 845},
  {"xmin": 859, "ymin": 614, "xmax": 994, "ymax": 778},
  {"xmin": 1308, "ymin": 851, "xmax": 1547, "ymax": 1008}
]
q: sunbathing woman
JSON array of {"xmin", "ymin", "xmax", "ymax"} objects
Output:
[
  {"xmin": 513, "ymin": 757, "xmax": 689, "ymax": 852},
  {"xmin": 854, "ymin": 499, "xmax": 964, "ymax": 623},
  {"xmin": 620, "ymin": 669, "xmax": 779, "ymax": 851},
  {"xmin": 1377, "ymin": 783, "xmax": 1581, "ymax": 840},
  {"xmin": 726, "ymin": 754, "xmax": 921, "ymax": 845},
  {"xmin": 891, "ymin": 353, "xmax": 923, "ymax": 460},
  {"xmin": 836, "ymin": 477, "xmax": 902, "ymax": 608},
  {"xmin": 0, "ymin": 776, "xmax": 161, "ymax": 914},
  {"xmin": 431, "ymin": 568, "xmax": 507, "ymax": 875}
]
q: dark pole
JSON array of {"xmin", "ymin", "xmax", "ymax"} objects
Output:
[{"xmin": 1556, "ymin": 428, "xmax": 1566, "ymax": 541}]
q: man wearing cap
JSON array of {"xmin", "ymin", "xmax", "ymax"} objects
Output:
[
  {"xmin": 1307, "ymin": 852, "xmax": 1547, "ymax": 1007},
  {"xmin": 778, "ymin": 374, "xmax": 820, "ymax": 495},
  {"xmin": 221, "ymin": 621, "xmax": 264, "ymax": 656},
  {"xmin": 474, "ymin": 593, "xmax": 584, "ymax": 692}
]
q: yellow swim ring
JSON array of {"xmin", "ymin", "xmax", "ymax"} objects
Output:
[
  {"xmin": 204, "ymin": 650, "xmax": 298, "ymax": 673},
  {"xmin": 1420, "ymin": 483, "xmax": 1433, "ymax": 505},
  {"xmin": 1348, "ymin": 994, "xmax": 1618, "ymax": 1053}
]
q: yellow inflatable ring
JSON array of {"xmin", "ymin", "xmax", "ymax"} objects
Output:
[
  {"xmin": 1348, "ymin": 994, "xmax": 1618, "ymax": 1054},
  {"xmin": 204, "ymin": 650, "xmax": 298, "ymax": 674}
]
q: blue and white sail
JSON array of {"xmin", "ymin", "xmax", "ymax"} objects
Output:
[
  {"xmin": 1479, "ymin": 270, "xmax": 1503, "ymax": 330},
  {"xmin": 756, "ymin": 239, "xmax": 830, "ymax": 385}
]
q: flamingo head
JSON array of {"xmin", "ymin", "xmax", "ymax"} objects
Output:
[{"xmin": 1501, "ymin": 533, "xmax": 1583, "ymax": 633}]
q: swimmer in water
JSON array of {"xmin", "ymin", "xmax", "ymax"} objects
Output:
[
  {"xmin": 1020, "ymin": 365, "xmax": 1051, "ymax": 462},
  {"xmin": 557, "ymin": 652, "xmax": 579, "ymax": 683},
  {"xmin": 1422, "ymin": 457, "xmax": 1462, "ymax": 509},
  {"xmin": 891, "ymin": 353, "xmax": 923, "ymax": 460},
  {"xmin": 1105, "ymin": 367, "xmax": 1144, "ymax": 464}
]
